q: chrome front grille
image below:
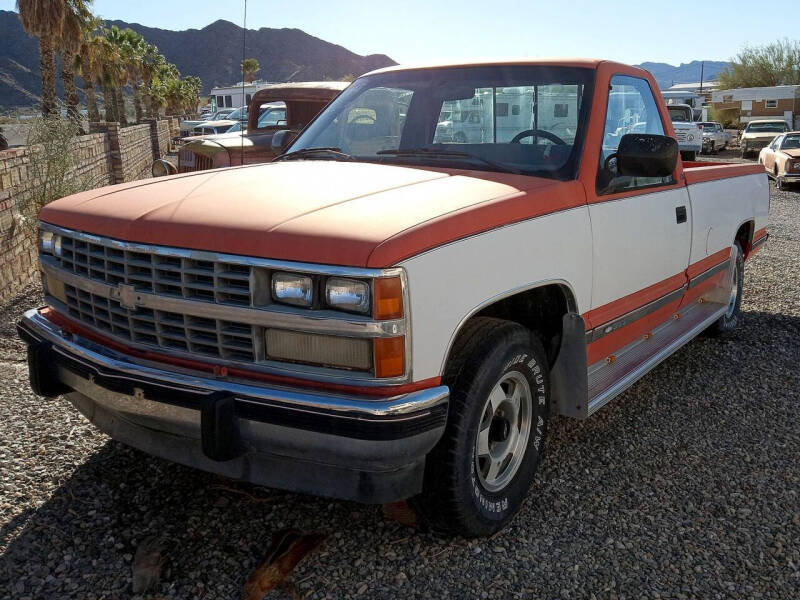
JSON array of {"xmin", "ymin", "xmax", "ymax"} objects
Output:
[
  {"xmin": 40, "ymin": 224, "xmax": 408, "ymax": 382},
  {"xmin": 63, "ymin": 284, "xmax": 256, "ymax": 361},
  {"xmin": 59, "ymin": 235, "xmax": 252, "ymax": 307},
  {"xmin": 178, "ymin": 147, "xmax": 214, "ymax": 173},
  {"xmin": 674, "ymin": 131, "xmax": 687, "ymax": 142}
]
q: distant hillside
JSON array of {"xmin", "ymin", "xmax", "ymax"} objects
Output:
[
  {"xmin": 636, "ymin": 60, "xmax": 730, "ymax": 90},
  {"xmin": 0, "ymin": 10, "xmax": 396, "ymax": 109}
]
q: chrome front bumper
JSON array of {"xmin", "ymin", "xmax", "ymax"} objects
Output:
[{"xmin": 17, "ymin": 308, "xmax": 449, "ymax": 503}]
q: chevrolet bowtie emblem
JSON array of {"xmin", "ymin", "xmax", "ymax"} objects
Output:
[{"xmin": 115, "ymin": 284, "xmax": 140, "ymax": 311}]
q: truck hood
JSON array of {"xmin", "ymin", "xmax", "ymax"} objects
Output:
[
  {"xmin": 742, "ymin": 131, "xmax": 783, "ymax": 142},
  {"xmin": 782, "ymin": 148, "xmax": 800, "ymax": 158},
  {"xmin": 40, "ymin": 161, "xmax": 579, "ymax": 267}
]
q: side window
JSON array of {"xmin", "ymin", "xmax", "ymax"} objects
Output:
[
  {"xmin": 596, "ymin": 75, "xmax": 673, "ymax": 195},
  {"xmin": 257, "ymin": 108, "xmax": 287, "ymax": 128}
]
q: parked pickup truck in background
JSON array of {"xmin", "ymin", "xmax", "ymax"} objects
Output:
[
  {"xmin": 170, "ymin": 82, "xmax": 348, "ymax": 175},
  {"xmin": 740, "ymin": 119, "xmax": 790, "ymax": 158},
  {"xmin": 20, "ymin": 59, "xmax": 768, "ymax": 537},
  {"xmin": 699, "ymin": 121, "xmax": 731, "ymax": 154},
  {"xmin": 667, "ymin": 103, "xmax": 702, "ymax": 160}
]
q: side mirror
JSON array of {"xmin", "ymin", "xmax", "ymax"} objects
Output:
[
  {"xmin": 271, "ymin": 130, "xmax": 296, "ymax": 155},
  {"xmin": 616, "ymin": 133, "xmax": 678, "ymax": 177}
]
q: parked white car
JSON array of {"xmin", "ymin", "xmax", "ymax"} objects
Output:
[
  {"xmin": 699, "ymin": 122, "xmax": 731, "ymax": 154},
  {"xmin": 667, "ymin": 104, "xmax": 702, "ymax": 160}
]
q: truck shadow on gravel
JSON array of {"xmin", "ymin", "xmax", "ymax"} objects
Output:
[{"xmin": 1, "ymin": 309, "xmax": 798, "ymax": 599}]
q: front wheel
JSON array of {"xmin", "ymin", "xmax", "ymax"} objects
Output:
[
  {"xmin": 708, "ymin": 241, "xmax": 744, "ymax": 335},
  {"xmin": 682, "ymin": 150, "xmax": 697, "ymax": 161},
  {"xmin": 414, "ymin": 317, "xmax": 550, "ymax": 537}
]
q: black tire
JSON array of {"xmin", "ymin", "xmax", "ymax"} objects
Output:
[
  {"xmin": 413, "ymin": 317, "xmax": 550, "ymax": 537},
  {"xmin": 707, "ymin": 241, "xmax": 744, "ymax": 335},
  {"xmin": 681, "ymin": 150, "xmax": 697, "ymax": 161}
]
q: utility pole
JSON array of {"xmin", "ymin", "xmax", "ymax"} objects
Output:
[{"xmin": 699, "ymin": 61, "xmax": 705, "ymax": 95}]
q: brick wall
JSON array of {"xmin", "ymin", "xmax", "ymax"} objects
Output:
[
  {"xmin": 156, "ymin": 120, "xmax": 170, "ymax": 157},
  {"xmin": 117, "ymin": 124, "xmax": 154, "ymax": 182},
  {"xmin": 0, "ymin": 121, "xmax": 173, "ymax": 304},
  {"xmin": 0, "ymin": 148, "xmax": 37, "ymax": 304}
]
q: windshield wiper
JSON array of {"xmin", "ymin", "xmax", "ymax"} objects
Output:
[
  {"xmin": 376, "ymin": 147, "xmax": 521, "ymax": 174},
  {"xmin": 274, "ymin": 147, "xmax": 354, "ymax": 162}
]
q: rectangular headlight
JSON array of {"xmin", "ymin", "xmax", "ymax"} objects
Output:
[
  {"xmin": 271, "ymin": 272, "xmax": 313, "ymax": 307},
  {"xmin": 265, "ymin": 329, "xmax": 372, "ymax": 371},
  {"xmin": 325, "ymin": 277, "xmax": 370, "ymax": 314},
  {"xmin": 38, "ymin": 230, "xmax": 62, "ymax": 256}
]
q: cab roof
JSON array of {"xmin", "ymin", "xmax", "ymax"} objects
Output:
[{"xmin": 364, "ymin": 58, "xmax": 621, "ymax": 77}]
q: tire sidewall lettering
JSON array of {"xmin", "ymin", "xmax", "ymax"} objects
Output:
[{"xmin": 467, "ymin": 346, "xmax": 549, "ymax": 521}]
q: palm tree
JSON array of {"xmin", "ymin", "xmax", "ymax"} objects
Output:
[
  {"xmin": 16, "ymin": 0, "xmax": 66, "ymax": 118},
  {"xmin": 119, "ymin": 29, "xmax": 147, "ymax": 122},
  {"xmin": 59, "ymin": 0, "xmax": 94, "ymax": 127},
  {"xmin": 139, "ymin": 43, "xmax": 160, "ymax": 119},
  {"xmin": 241, "ymin": 58, "xmax": 260, "ymax": 83},
  {"xmin": 100, "ymin": 26, "xmax": 128, "ymax": 125},
  {"xmin": 76, "ymin": 14, "xmax": 103, "ymax": 122}
]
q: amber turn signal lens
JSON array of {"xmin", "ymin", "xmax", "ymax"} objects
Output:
[
  {"xmin": 374, "ymin": 276, "xmax": 403, "ymax": 320},
  {"xmin": 374, "ymin": 336, "xmax": 405, "ymax": 378}
]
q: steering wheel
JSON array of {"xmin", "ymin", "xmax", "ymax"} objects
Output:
[{"xmin": 510, "ymin": 129, "xmax": 566, "ymax": 145}]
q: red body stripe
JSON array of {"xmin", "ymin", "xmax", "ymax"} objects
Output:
[{"xmin": 583, "ymin": 273, "xmax": 686, "ymax": 329}]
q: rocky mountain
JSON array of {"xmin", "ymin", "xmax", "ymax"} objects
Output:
[
  {"xmin": 0, "ymin": 10, "xmax": 396, "ymax": 109},
  {"xmin": 635, "ymin": 60, "xmax": 730, "ymax": 90}
]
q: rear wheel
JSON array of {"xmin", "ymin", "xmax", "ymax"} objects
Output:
[
  {"xmin": 414, "ymin": 317, "xmax": 550, "ymax": 537},
  {"xmin": 708, "ymin": 241, "xmax": 744, "ymax": 335},
  {"xmin": 774, "ymin": 166, "xmax": 784, "ymax": 190}
]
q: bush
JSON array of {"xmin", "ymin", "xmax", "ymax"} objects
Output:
[
  {"xmin": 709, "ymin": 106, "xmax": 741, "ymax": 129},
  {"xmin": 14, "ymin": 117, "xmax": 101, "ymax": 230}
]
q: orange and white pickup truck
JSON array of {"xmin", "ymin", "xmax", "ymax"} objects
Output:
[{"xmin": 19, "ymin": 59, "xmax": 769, "ymax": 536}]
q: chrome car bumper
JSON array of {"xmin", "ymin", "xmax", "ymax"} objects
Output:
[{"xmin": 17, "ymin": 308, "xmax": 449, "ymax": 503}]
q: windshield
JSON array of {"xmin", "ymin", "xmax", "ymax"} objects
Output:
[
  {"xmin": 746, "ymin": 121, "xmax": 787, "ymax": 133},
  {"xmin": 668, "ymin": 106, "xmax": 692, "ymax": 122},
  {"xmin": 226, "ymin": 106, "xmax": 248, "ymax": 121},
  {"xmin": 227, "ymin": 122, "xmax": 243, "ymax": 133},
  {"xmin": 288, "ymin": 65, "xmax": 595, "ymax": 179},
  {"xmin": 699, "ymin": 122, "xmax": 715, "ymax": 130},
  {"xmin": 782, "ymin": 134, "xmax": 800, "ymax": 149}
]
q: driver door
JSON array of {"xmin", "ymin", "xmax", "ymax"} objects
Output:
[{"xmin": 586, "ymin": 74, "xmax": 692, "ymax": 356}]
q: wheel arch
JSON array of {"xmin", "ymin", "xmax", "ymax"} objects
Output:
[
  {"xmin": 440, "ymin": 280, "xmax": 579, "ymax": 375},
  {"xmin": 734, "ymin": 219, "xmax": 755, "ymax": 259}
]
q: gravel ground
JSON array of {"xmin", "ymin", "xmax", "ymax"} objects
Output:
[{"xmin": 1, "ymin": 179, "xmax": 798, "ymax": 599}]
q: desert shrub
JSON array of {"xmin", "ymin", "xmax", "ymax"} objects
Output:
[
  {"xmin": 709, "ymin": 106, "xmax": 741, "ymax": 129},
  {"xmin": 14, "ymin": 117, "xmax": 99, "ymax": 230}
]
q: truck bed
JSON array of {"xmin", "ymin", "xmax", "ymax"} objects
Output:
[{"xmin": 682, "ymin": 161, "xmax": 764, "ymax": 184}]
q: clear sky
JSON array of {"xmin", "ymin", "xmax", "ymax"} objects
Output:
[{"xmin": 1, "ymin": 0, "xmax": 794, "ymax": 66}]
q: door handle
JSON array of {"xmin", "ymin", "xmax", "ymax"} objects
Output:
[{"xmin": 676, "ymin": 206, "xmax": 687, "ymax": 224}]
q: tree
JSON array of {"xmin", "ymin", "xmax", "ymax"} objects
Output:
[
  {"xmin": 76, "ymin": 14, "xmax": 103, "ymax": 122},
  {"xmin": 101, "ymin": 26, "xmax": 129, "ymax": 125},
  {"xmin": 118, "ymin": 29, "xmax": 147, "ymax": 122},
  {"xmin": 16, "ymin": 0, "xmax": 66, "ymax": 118},
  {"xmin": 241, "ymin": 58, "xmax": 260, "ymax": 83},
  {"xmin": 718, "ymin": 39, "xmax": 800, "ymax": 89},
  {"xmin": 59, "ymin": 0, "xmax": 94, "ymax": 127}
]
